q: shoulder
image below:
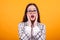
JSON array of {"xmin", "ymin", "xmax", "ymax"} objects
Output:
[
  {"xmin": 18, "ymin": 22, "xmax": 27, "ymax": 28},
  {"xmin": 37, "ymin": 22, "xmax": 46, "ymax": 30},
  {"xmin": 18, "ymin": 22, "xmax": 25, "ymax": 28}
]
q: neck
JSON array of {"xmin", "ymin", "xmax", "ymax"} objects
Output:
[{"xmin": 31, "ymin": 20, "xmax": 35, "ymax": 27}]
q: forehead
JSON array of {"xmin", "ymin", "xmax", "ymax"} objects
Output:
[{"xmin": 27, "ymin": 5, "xmax": 37, "ymax": 10}]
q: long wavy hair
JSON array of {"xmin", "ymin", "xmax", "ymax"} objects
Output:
[{"xmin": 22, "ymin": 3, "xmax": 41, "ymax": 23}]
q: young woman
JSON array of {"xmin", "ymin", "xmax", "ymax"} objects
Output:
[{"xmin": 18, "ymin": 3, "xmax": 46, "ymax": 40}]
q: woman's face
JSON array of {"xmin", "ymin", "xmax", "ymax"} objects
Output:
[{"xmin": 27, "ymin": 5, "xmax": 38, "ymax": 21}]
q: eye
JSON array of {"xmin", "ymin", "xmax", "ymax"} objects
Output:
[
  {"xmin": 27, "ymin": 10, "xmax": 32, "ymax": 12},
  {"xmin": 27, "ymin": 10, "xmax": 37, "ymax": 12},
  {"xmin": 33, "ymin": 10, "xmax": 37, "ymax": 12}
]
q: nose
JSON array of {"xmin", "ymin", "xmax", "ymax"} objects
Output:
[{"xmin": 30, "ymin": 12, "xmax": 34, "ymax": 14}]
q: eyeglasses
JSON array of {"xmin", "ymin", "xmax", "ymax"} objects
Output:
[{"xmin": 27, "ymin": 10, "xmax": 37, "ymax": 12}]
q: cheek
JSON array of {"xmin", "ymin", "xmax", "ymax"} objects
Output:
[
  {"xmin": 28, "ymin": 14, "xmax": 31, "ymax": 19},
  {"xmin": 34, "ymin": 14, "xmax": 37, "ymax": 17},
  {"xmin": 29, "ymin": 14, "xmax": 31, "ymax": 17},
  {"xmin": 27, "ymin": 13, "xmax": 30, "ymax": 17}
]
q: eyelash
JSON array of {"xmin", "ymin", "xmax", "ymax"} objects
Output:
[{"xmin": 27, "ymin": 10, "xmax": 37, "ymax": 12}]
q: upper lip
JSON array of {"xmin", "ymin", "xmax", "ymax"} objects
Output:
[{"xmin": 31, "ymin": 15, "xmax": 34, "ymax": 18}]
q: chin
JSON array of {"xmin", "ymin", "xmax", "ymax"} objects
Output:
[
  {"xmin": 31, "ymin": 19, "xmax": 35, "ymax": 21},
  {"xmin": 31, "ymin": 18, "xmax": 36, "ymax": 21}
]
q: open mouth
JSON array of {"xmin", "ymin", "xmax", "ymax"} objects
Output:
[{"xmin": 31, "ymin": 15, "xmax": 34, "ymax": 18}]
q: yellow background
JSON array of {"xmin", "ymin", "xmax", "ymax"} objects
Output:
[{"xmin": 0, "ymin": 0, "xmax": 60, "ymax": 40}]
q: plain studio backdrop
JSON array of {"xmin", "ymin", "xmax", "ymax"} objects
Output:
[{"xmin": 0, "ymin": 0, "xmax": 60, "ymax": 40}]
